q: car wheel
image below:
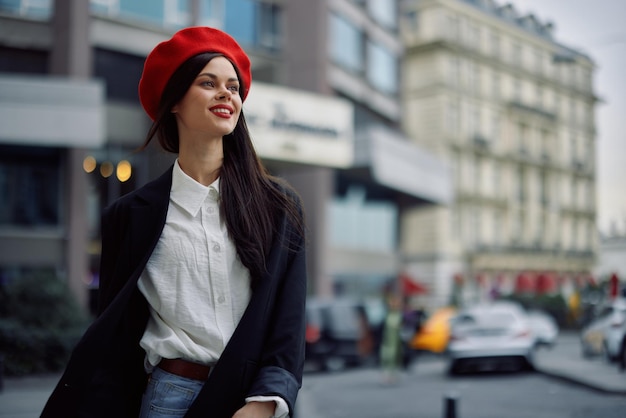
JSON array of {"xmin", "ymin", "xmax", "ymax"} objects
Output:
[{"xmin": 447, "ymin": 360, "xmax": 459, "ymax": 376}]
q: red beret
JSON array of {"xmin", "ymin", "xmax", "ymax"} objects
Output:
[{"xmin": 139, "ymin": 26, "xmax": 251, "ymax": 121}]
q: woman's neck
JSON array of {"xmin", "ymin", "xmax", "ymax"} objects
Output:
[{"xmin": 178, "ymin": 136, "xmax": 224, "ymax": 186}]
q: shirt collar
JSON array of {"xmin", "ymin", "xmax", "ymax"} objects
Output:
[{"xmin": 170, "ymin": 159, "xmax": 220, "ymax": 217}]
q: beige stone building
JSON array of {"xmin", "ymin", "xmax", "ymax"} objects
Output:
[{"xmin": 399, "ymin": 0, "xmax": 598, "ymax": 307}]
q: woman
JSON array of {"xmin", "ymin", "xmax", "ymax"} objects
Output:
[
  {"xmin": 42, "ymin": 27, "xmax": 307, "ymax": 418},
  {"xmin": 379, "ymin": 294, "xmax": 403, "ymax": 384}
]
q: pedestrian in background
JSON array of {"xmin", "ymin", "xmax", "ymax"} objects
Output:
[
  {"xmin": 42, "ymin": 26, "xmax": 307, "ymax": 418},
  {"xmin": 379, "ymin": 293, "xmax": 404, "ymax": 384}
]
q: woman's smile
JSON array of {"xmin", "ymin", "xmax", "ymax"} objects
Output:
[{"xmin": 210, "ymin": 104, "xmax": 234, "ymax": 118}]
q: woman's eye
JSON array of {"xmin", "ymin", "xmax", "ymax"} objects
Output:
[
  {"xmin": 201, "ymin": 81, "xmax": 214, "ymax": 87},
  {"xmin": 228, "ymin": 85, "xmax": 239, "ymax": 92}
]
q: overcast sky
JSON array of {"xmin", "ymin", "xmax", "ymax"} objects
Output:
[{"xmin": 508, "ymin": 0, "xmax": 626, "ymax": 234}]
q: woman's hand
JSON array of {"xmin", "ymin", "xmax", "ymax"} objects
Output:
[{"xmin": 232, "ymin": 400, "xmax": 276, "ymax": 418}]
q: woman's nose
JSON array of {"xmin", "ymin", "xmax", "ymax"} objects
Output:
[{"xmin": 217, "ymin": 87, "xmax": 231, "ymax": 100}]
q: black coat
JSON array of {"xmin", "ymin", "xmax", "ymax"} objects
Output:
[{"xmin": 41, "ymin": 167, "xmax": 307, "ymax": 418}]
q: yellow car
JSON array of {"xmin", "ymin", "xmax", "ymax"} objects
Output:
[{"xmin": 410, "ymin": 307, "xmax": 456, "ymax": 353}]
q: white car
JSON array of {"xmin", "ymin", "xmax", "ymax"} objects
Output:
[
  {"xmin": 527, "ymin": 309, "xmax": 559, "ymax": 348},
  {"xmin": 447, "ymin": 301, "xmax": 535, "ymax": 374},
  {"xmin": 580, "ymin": 297, "xmax": 626, "ymax": 362}
]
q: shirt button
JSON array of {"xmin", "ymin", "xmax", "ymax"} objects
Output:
[
  {"xmin": 209, "ymin": 189, "xmax": 217, "ymax": 198},
  {"xmin": 218, "ymin": 295, "xmax": 225, "ymax": 303},
  {"xmin": 207, "ymin": 207, "xmax": 215, "ymax": 214},
  {"xmin": 213, "ymin": 243, "xmax": 221, "ymax": 252}
]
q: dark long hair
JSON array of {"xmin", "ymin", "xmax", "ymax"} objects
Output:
[{"xmin": 140, "ymin": 53, "xmax": 305, "ymax": 283}]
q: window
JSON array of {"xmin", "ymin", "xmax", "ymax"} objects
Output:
[
  {"xmin": 329, "ymin": 13, "xmax": 363, "ymax": 73},
  {"xmin": 366, "ymin": 41, "xmax": 398, "ymax": 93},
  {"xmin": 511, "ymin": 42, "xmax": 522, "ymax": 66},
  {"xmin": 94, "ymin": 48, "xmax": 145, "ymax": 103},
  {"xmin": 447, "ymin": 14, "xmax": 459, "ymax": 41},
  {"xmin": 0, "ymin": 146, "xmax": 61, "ymax": 227},
  {"xmin": 535, "ymin": 83, "xmax": 542, "ymax": 107},
  {"xmin": 490, "ymin": 32, "xmax": 500, "ymax": 57},
  {"xmin": 91, "ymin": 0, "xmax": 191, "ymax": 28},
  {"xmin": 468, "ymin": 23, "xmax": 480, "ymax": 50},
  {"xmin": 257, "ymin": 2, "xmax": 282, "ymax": 50},
  {"xmin": 492, "ymin": 72, "xmax": 500, "ymax": 98},
  {"xmin": 197, "ymin": 0, "xmax": 223, "ymax": 27},
  {"xmin": 448, "ymin": 56, "xmax": 460, "ymax": 86},
  {"xmin": 513, "ymin": 77, "xmax": 522, "ymax": 101},
  {"xmin": 517, "ymin": 166, "xmax": 525, "ymax": 202},
  {"xmin": 447, "ymin": 101, "xmax": 459, "ymax": 136},
  {"xmin": 534, "ymin": 48, "xmax": 543, "ymax": 75},
  {"xmin": 367, "ymin": 0, "xmax": 396, "ymax": 30},
  {"xmin": 491, "ymin": 111, "xmax": 500, "ymax": 142},
  {"xmin": 0, "ymin": 0, "xmax": 52, "ymax": 19},
  {"xmin": 329, "ymin": 186, "xmax": 397, "ymax": 252}
]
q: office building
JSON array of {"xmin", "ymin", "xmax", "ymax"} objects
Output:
[{"xmin": 0, "ymin": 0, "xmax": 450, "ymax": 310}]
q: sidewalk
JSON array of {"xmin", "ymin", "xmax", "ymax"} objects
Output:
[
  {"xmin": 0, "ymin": 332, "xmax": 624, "ymax": 417},
  {"xmin": 533, "ymin": 331, "xmax": 626, "ymax": 395}
]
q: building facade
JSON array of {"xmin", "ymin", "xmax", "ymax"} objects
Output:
[
  {"xmin": 399, "ymin": 0, "xmax": 598, "ymax": 307},
  {"xmin": 0, "ymin": 0, "xmax": 451, "ymax": 311}
]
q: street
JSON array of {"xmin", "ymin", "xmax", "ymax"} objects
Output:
[
  {"xmin": 298, "ymin": 356, "xmax": 626, "ymax": 418},
  {"xmin": 2, "ymin": 333, "xmax": 626, "ymax": 418}
]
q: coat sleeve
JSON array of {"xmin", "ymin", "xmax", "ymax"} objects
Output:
[{"xmin": 246, "ymin": 206, "xmax": 307, "ymax": 415}]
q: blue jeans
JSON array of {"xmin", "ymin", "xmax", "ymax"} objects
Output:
[{"xmin": 139, "ymin": 367, "xmax": 205, "ymax": 418}]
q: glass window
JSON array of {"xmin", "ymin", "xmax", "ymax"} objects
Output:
[
  {"xmin": 0, "ymin": 146, "xmax": 61, "ymax": 227},
  {"xmin": 367, "ymin": 0, "xmax": 396, "ymax": 29},
  {"xmin": 91, "ymin": 0, "xmax": 190, "ymax": 28},
  {"xmin": 329, "ymin": 186, "xmax": 397, "ymax": 252},
  {"xmin": 118, "ymin": 0, "xmax": 165, "ymax": 26},
  {"xmin": 195, "ymin": 0, "xmax": 223, "ymax": 27},
  {"xmin": 0, "ymin": 46, "xmax": 48, "ymax": 74},
  {"xmin": 447, "ymin": 101, "xmax": 459, "ymax": 135},
  {"xmin": 163, "ymin": 0, "xmax": 190, "ymax": 28},
  {"xmin": 329, "ymin": 13, "xmax": 363, "ymax": 73},
  {"xmin": 94, "ymin": 48, "xmax": 145, "ymax": 103},
  {"xmin": 90, "ymin": 0, "xmax": 118, "ymax": 16},
  {"xmin": 224, "ymin": 0, "xmax": 255, "ymax": 47},
  {"xmin": 366, "ymin": 41, "xmax": 397, "ymax": 93},
  {"xmin": 257, "ymin": 2, "xmax": 282, "ymax": 50},
  {"xmin": 490, "ymin": 32, "xmax": 500, "ymax": 57},
  {"xmin": 0, "ymin": 0, "xmax": 52, "ymax": 19}
]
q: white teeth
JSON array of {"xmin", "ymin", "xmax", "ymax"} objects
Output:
[{"xmin": 212, "ymin": 108, "xmax": 230, "ymax": 114}]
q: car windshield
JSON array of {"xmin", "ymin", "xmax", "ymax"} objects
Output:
[{"xmin": 455, "ymin": 310, "xmax": 518, "ymax": 328}]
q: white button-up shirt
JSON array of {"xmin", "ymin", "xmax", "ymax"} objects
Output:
[{"xmin": 138, "ymin": 160, "xmax": 287, "ymax": 417}]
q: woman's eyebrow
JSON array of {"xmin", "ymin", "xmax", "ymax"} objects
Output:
[{"xmin": 197, "ymin": 72, "xmax": 239, "ymax": 83}]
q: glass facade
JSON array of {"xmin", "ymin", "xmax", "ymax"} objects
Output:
[
  {"xmin": 0, "ymin": 145, "xmax": 61, "ymax": 227},
  {"xmin": 329, "ymin": 187, "xmax": 397, "ymax": 252}
]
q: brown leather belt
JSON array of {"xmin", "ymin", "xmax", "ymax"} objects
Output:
[{"xmin": 158, "ymin": 358, "xmax": 212, "ymax": 381}]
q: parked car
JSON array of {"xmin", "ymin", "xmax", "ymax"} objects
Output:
[
  {"xmin": 447, "ymin": 301, "xmax": 535, "ymax": 374},
  {"xmin": 527, "ymin": 309, "xmax": 559, "ymax": 348},
  {"xmin": 580, "ymin": 297, "xmax": 626, "ymax": 362},
  {"xmin": 304, "ymin": 298, "xmax": 374, "ymax": 372},
  {"xmin": 409, "ymin": 306, "xmax": 456, "ymax": 354},
  {"xmin": 616, "ymin": 327, "xmax": 626, "ymax": 371}
]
